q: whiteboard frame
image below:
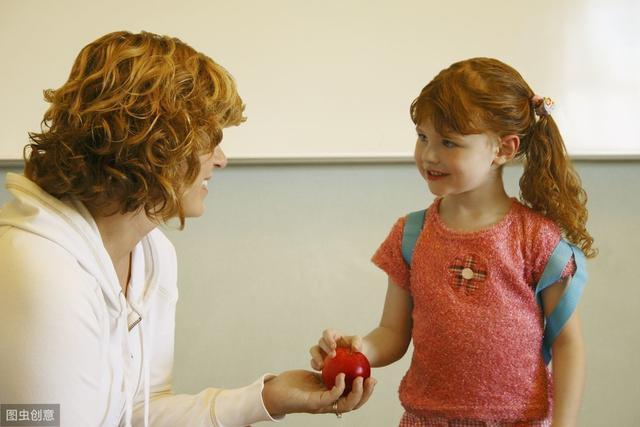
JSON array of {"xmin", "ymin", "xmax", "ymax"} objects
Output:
[{"xmin": 2, "ymin": 153, "xmax": 639, "ymax": 169}]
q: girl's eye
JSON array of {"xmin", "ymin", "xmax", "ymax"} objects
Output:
[
  {"xmin": 417, "ymin": 133, "xmax": 427, "ymax": 142},
  {"xmin": 442, "ymin": 139, "xmax": 456, "ymax": 148}
]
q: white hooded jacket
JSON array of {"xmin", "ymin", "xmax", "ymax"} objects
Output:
[{"xmin": 0, "ymin": 173, "xmax": 279, "ymax": 427}]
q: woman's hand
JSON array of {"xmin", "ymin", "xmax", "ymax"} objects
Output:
[
  {"xmin": 262, "ymin": 369, "xmax": 376, "ymax": 418},
  {"xmin": 309, "ymin": 329, "xmax": 364, "ymax": 370}
]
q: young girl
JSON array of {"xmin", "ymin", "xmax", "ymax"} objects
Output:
[{"xmin": 310, "ymin": 57, "xmax": 595, "ymax": 426}]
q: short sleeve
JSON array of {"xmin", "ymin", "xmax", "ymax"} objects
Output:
[
  {"xmin": 371, "ymin": 217, "xmax": 411, "ymax": 291},
  {"xmin": 530, "ymin": 220, "xmax": 577, "ymax": 286}
]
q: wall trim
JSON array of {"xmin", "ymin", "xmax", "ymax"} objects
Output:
[{"xmin": 2, "ymin": 154, "xmax": 639, "ymax": 168}]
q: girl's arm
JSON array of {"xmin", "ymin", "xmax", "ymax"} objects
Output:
[
  {"xmin": 541, "ymin": 277, "xmax": 586, "ymax": 427},
  {"xmin": 311, "ymin": 277, "xmax": 413, "ymax": 369},
  {"xmin": 361, "ymin": 278, "xmax": 413, "ymax": 367}
]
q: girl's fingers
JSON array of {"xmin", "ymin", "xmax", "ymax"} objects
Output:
[
  {"xmin": 317, "ymin": 337, "xmax": 333, "ymax": 356},
  {"xmin": 333, "ymin": 335, "xmax": 363, "ymax": 352},
  {"xmin": 321, "ymin": 329, "xmax": 339, "ymax": 355},
  {"xmin": 335, "ymin": 335, "xmax": 352, "ymax": 348},
  {"xmin": 309, "ymin": 346, "xmax": 325, "ymax": 370},
  {"xmin": 310, "ymin": 358, "xmax": 321, "ymax": 371},
  {"xmin": 351, "ymin": 335, "xmax": 363, "ymax": 352}
]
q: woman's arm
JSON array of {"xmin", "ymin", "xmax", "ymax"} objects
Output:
[
  {"xmin": 541, "ymin": 277, "xmax": 586, "ymax": 427},
  {"xmin": 135, "ymin": 230, "xmax": 376, "ymax": 426}
]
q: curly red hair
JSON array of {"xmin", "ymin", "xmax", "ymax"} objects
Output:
[
  {"xmin": 410, "ymin": 58, "xmax": 596, "ymax": 258},
  {"xmin": 24, "ymin": 31, "xmax": 245, "ymax": 228}
]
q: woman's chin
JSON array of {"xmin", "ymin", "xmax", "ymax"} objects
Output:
[{"xmin": 183, "ymin": 205, "xmax": 205, "ymax": 219}]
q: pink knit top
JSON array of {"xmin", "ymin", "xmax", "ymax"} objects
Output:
[{"xmin": 372, "ymin": 198, "xmax": 574, "ymax": 423}]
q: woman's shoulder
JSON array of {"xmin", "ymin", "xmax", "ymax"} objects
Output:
[
  {"xmin": 0, "ymin": 225, "xmax": 95, "ymax": 281},
  {"xmin": 0, "ymin": 226, "xmax": 105, "ymax": 322}
]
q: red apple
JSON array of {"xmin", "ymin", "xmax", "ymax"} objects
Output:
[{"xmin": 322, "ymin": 347, "xmax": 371, "ymax": 396}]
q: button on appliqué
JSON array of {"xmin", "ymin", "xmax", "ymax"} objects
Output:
[{"xmin": 461, "ymin": 267, "xmax": 474, "ymax": 280}]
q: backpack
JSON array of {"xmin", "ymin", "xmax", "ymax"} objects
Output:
[{"xmin": 401, "ymin": 209, "xmax": 587, "ymax": 365}]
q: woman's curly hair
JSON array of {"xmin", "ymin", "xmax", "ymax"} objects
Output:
[
  {"xmin": 410, "ymin": 57, "xmax": 596, "ymax": 258},
  {"xmin": 24, "ymin": 30, "xmax": 245, "ymax": 228}
]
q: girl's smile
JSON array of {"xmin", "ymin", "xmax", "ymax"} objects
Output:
[{"xmin": 426, "ymin": 169, "xmax": 450, "ymax": 181}]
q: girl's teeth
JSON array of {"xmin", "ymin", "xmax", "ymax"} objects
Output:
[{"xmin": 201, "ymin": 180, "xmax": 208, "ymax": 189}]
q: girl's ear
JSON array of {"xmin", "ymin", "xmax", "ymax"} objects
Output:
[{"xmin": 493, "ymin": 134, "xmax": 520, "ymax": 166}]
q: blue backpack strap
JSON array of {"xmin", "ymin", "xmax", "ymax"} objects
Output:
[
  {"xmin": 401, "ymin": 209, "xmax": 427, "ymax": 266},
  {"xmin": 535, "ymin": 239, "xmax": 588, "ymax": 364}
]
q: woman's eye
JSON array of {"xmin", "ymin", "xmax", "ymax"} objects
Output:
[{"xmin": 417, "ymin": 133, "xmax": 427, "ymax": 142}]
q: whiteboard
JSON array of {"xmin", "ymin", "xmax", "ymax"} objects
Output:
[{"xmin": 1, "ymin": 0, "xmax": 639, "ymax": 161}]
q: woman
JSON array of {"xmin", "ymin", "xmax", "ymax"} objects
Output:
[{"xmin": 0, "ymin": 31, "xmax": 375, "ymax": 426}]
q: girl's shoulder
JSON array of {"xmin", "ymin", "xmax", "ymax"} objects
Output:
[
  {"xmin": 511, "ymin": 201, "xmax": 571, "ymax": 280},
  {"xmin": 511, "ymin": 199, "xmax": 562, "ymax": 239}
]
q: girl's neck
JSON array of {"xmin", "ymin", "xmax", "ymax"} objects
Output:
[{"xmin": 438, "ymin": 180, "xmax": 513, "ymax": 232}]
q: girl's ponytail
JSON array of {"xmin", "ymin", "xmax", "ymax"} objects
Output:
[{"xmin": 519, "ymin": 112, "xmax": 597, "ymax": 258}]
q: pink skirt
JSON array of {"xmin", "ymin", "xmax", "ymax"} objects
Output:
[{"xmin": 398, "ymin": 412, "xmax": 551, "ymax": 427}]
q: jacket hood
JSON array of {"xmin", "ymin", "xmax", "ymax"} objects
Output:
[{"xmin": 0, "ymin": 172, "xmax": 123, "ymax": 311}]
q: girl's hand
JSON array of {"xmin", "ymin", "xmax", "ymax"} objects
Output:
[
  {"xmin": 262, "ymin": 370, "xmax": 376, "ymax": 418},
  {"xmin": 309, "ymin": 329, "xmax": 364, "ymax": 371}
]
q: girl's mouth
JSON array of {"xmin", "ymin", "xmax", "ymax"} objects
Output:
[{"xmin": 427, "ymin": 170, "xmax": 449, "ymax": 181}]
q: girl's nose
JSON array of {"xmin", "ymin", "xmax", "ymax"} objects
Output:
[
  {"xmin": 421, "ymin": 142, "xmax": 438, "ymax": 164},
  {"xmin": 213, "ymin": 146, "xmax": 228, "ymax": 169}
]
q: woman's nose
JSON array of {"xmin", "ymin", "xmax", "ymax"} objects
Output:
[{"xmin": 213, "ymin": 146, "xmax": 228, "ymax": 169}]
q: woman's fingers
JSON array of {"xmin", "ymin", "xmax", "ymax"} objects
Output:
[
  {"xmin": 333, "ymin": 375, "xmax": 377, "ymax": 413},
  {"xmin": 353, "ymin": 376, "xmax": 376, "ymax": 410},
  {"xmin": 322, "ymin": 373, "xmax": 345, "ymax": 407},
  {"xmin": 338, "ymin": 376, "xmax": 364, "ymax": 412}
]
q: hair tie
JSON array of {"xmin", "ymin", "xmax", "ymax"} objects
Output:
[{"xmin": 531, "ymin": 95, "xmax": 555, "ymax": 117}]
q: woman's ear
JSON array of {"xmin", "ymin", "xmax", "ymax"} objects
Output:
[{"xmin": 493, "ymin": 134, "xmax": 520, "ymax": 166}]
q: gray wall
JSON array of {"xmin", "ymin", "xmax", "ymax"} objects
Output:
[{"xmin": 1, "ymin": 161, "xmax": 638, "ymax": 426}]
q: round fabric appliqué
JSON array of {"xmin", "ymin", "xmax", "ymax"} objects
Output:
[{"xmin": 447, "ymin": 254, "xmax": 488, "ymax": 295}]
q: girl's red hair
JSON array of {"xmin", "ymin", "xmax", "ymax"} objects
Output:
[{"xmin": 411, "ymin": 58, "xmax": 596, "ymax": 258}]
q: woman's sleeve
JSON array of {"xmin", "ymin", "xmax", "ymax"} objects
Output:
[
  {"xmin": 132, "ymin": 230, "xmax": 281, "ymax": 427},
  {"xmin": 134, "ymin": 377, "xmax": 280, "ymax": 427},
  {"xmin": 0, "ymin": 230, "xmax": 107, "ymax": 427},
  {"xmin": 371, "ymin": 217, "xmax": 411, "ymax": 290}
]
